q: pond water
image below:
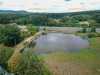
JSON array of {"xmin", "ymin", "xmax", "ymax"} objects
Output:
[{"xmin": 33, "ymin": 33, "xmax": 89, "ymax": 54}]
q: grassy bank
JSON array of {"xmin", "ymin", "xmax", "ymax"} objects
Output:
[{"xmin": 42, "ymin": 35, "xmax": 100, "ymax": 75}]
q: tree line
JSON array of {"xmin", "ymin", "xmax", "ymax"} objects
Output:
[{"xmin": 0, "ymin": 10, "xmax": 100, "ymax": 27}]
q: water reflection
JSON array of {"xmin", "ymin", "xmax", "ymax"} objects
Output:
[{"xmin": 33, "ymin": 33, "xmax": 89, "ymax": 54}]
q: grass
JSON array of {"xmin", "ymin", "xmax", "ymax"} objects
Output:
[{"xmin": 42, "ymin": 36, "xmax": 100, "ymax": 75}]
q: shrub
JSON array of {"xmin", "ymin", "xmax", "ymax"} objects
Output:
[
  {"xmin": 87, "ymin": 33, "xmax": 97, "ymax": 38},
  {"xmin": 0, "ymin": 45, "xmax": 14, "ymax": 70},
  {"xmin": 8, "ymin": 51, "xmax": 51, "ymax": 75},
  {"xmin": 27, "ymin": 25, "xmax": 38, "ymax": 35},
  {"xmin": 96, "ymin": 33, "xmax": 100, "ymax": 37},
  {"xmin": 82, "ymin": 28, "xmax": 87, "ymax": 33}
]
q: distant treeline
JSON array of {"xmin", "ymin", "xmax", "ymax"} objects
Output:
[{"xmin": 0, "ymin": 10, "xmax": 100, "ymax": 27}]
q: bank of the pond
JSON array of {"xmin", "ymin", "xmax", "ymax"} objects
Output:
[{"xmin": 41, "ymin": 36, "xmax": 100, "ymax": 75}]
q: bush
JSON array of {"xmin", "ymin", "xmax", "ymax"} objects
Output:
[
  {"xmin": 8, "ymin": 51, "xmax": 51, "ymax": 75},
  {"xmin": 96, "ymin": 33, "xmax": 100, "ymax": 37},
  {"xmin": 87, "ymin": 33, "xmax": 97, "ymax": 38},
  {"xmin": 27, "ymin": 25, "xmax": 38, "ymax": 35},
  {"xmin": 20, "ymin": 31, "xmax": 31, "ymax": 39},
  {"xmin": 0, "ymin": 45, "xmax": 14, "ymax": 69},
  {"xmin": 81, "ymin": 28, "xmax": 87, "ymax": 33}
]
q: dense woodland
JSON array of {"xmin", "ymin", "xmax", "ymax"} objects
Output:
[{"xmin": 0, "ymin": 10, "xmax": 100, "ymax": 27}]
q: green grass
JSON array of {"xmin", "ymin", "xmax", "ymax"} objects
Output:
[
  {"xmin": 43, "ymin": 36, "xmax": 100, "ymax": 60},
  {"xmin": 42, "ymin": 36, "xmax": 100, "ymax": 75}
]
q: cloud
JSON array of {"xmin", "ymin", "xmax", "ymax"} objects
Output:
[
  {"xmin": 0, "ymin": 1, "xmax": 3, "ymax": 6},
  {"xmin": 4, "ymin": 2, "xmax": 17, "ymax": 7},
  {"xmin": 0, "ymin": 0, "xmax": 100, "ymax": 12},
  {"xmin": 64, "ymin": 0, "xmax": 71, "ymax": 1},
  {"xmin": 67, "ymin": 3, "xmax": 85, "ymax": 12}
]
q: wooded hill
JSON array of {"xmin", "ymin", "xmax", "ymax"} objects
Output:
[{"xmin": 0, "ymin": 10, "xmax": 100, "ymax": 27}]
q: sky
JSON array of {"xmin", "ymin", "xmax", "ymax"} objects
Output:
[{"xmin": 0, "ymin": 0, "xmax": 100, "ymax": 13}]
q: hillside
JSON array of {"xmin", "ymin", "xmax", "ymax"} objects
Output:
[{"xmin": 0, "ymin": 10, "xmax": 100, "ymax": 27}]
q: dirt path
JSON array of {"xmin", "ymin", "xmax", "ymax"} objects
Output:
[
  {"xmin": 8, "ymin": 31, "xmax": 43, "ymax": 70},
  {"xmin": 14, "ymin": 31, "xmax": 43, "ymax": 51}
]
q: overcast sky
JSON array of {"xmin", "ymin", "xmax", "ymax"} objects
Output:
[{"xmin": 0, "ymin": 0, "xmax": 100, "ymax": 13}]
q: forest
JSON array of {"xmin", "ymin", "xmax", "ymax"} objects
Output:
[{"xmin": 0, "ymin": 10, "xmax": 100, "ymax": 27}]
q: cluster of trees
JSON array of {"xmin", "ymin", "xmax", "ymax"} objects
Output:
[
  {"xmin": 0, "ymin": 10, "xmax": 100, "ymax": 27},
  {"xmin": 0, "ymin": 13, "xmax": 48, "ymax": 25},
  {"xmin": 79, "ymin": 20, "xmax": 97, "ymax": 33},
  {"xmin": 0, "ymin": 25, "xmax": 22, "ymax": 46},
  {"xmin": 0, "ymin": 24, "xmax": 39, "ymax": 47}
]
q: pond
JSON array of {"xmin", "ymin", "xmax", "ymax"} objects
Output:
[{"xmin": 33, "ymin": 33, "xmax": 89, "ymax": 54}]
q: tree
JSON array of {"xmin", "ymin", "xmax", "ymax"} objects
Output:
[
  {"xmin": 0, "ymin": 24, "xmax": 22, "ymax": 46},
  {"xmin": 79, "ymin": 21, "xmax": 89, "ymax": 33},
  {"xmin": 91, "ymin": 26, "xmax": 96, "ymax": 32},
  {"xmin": 88, "ymin": 20, "xmax": 96, "ymax": 32},
  {"xmin": 32, "ymin": 16, "xmax": 48, "ymax": 26}
]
